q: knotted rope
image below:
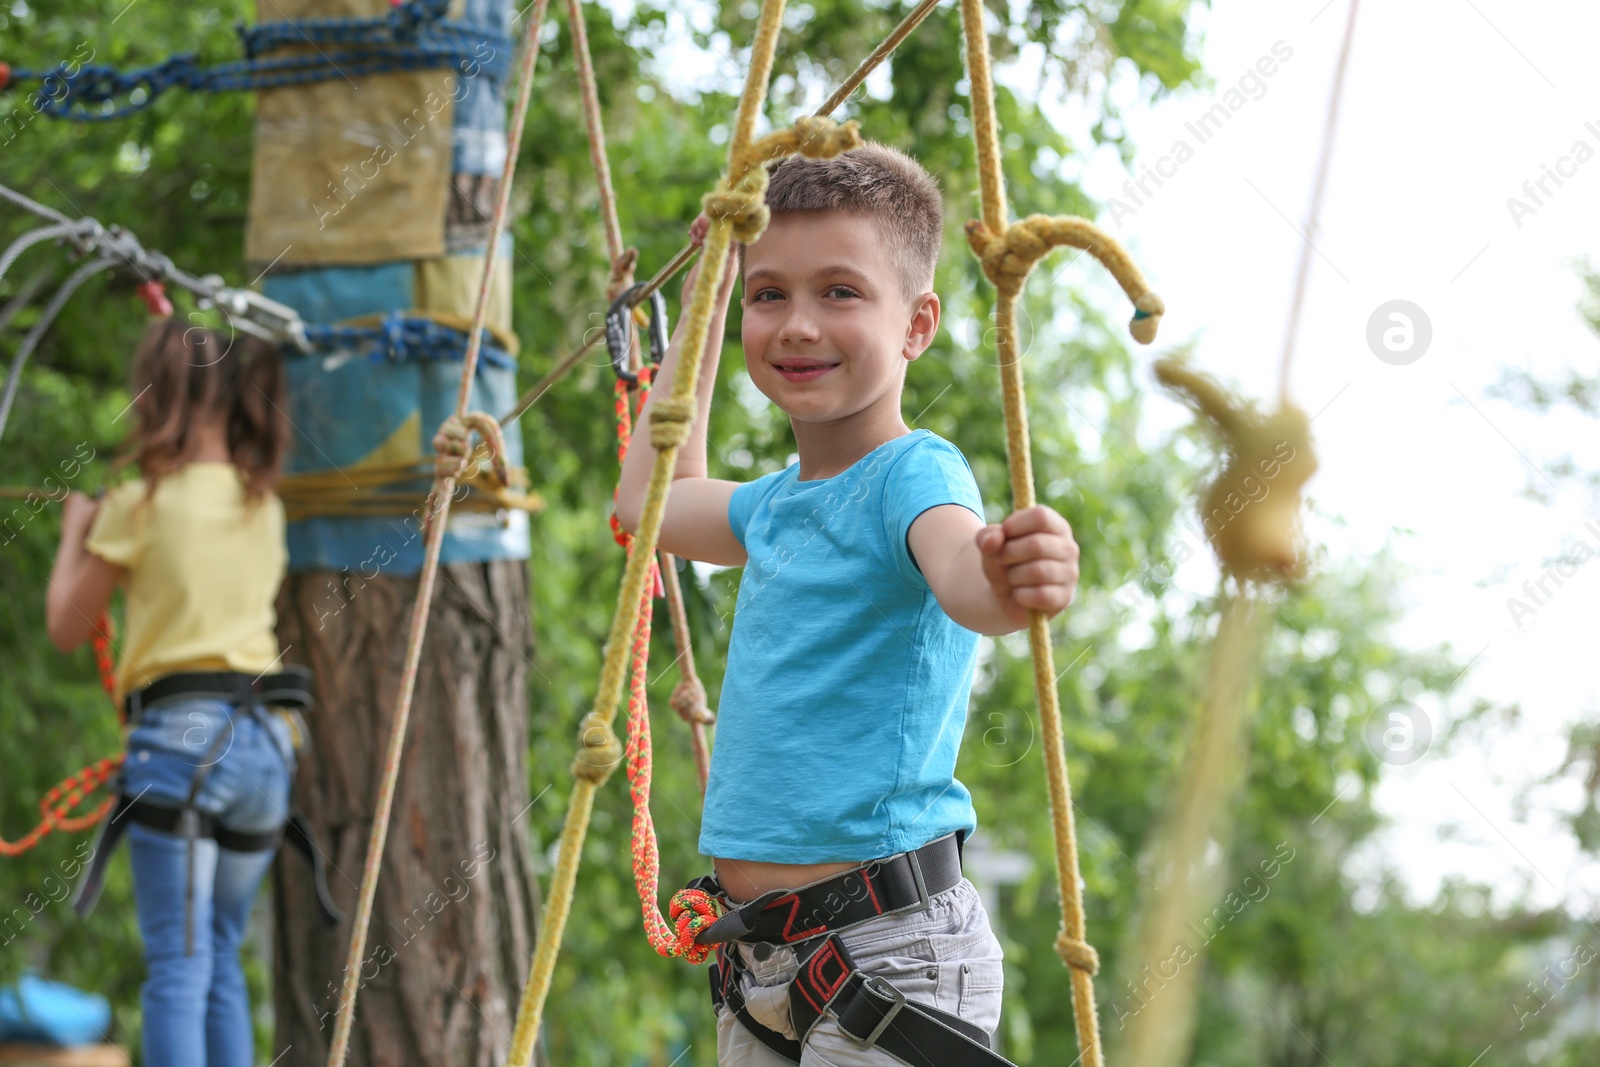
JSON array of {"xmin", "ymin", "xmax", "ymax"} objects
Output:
[
  {"xmin": 1, "ymin": 0, "xmax": 510, "ymax": 121},
  {"xmin": 503, "ymin": 0, "xmax": 871, "ymax": 1056},
  {"xmin": 492, "ymin": 0, "xmax": 930, "ymax": 428},
  {"xmin": 964, "ymin": 215, "xmax": 1165, "ymax": 342},
  {"xmin": 958, "ymin": 0, "xmax": 1170, "ymax": 1061},
  {"xmin": 3, "ymin": 610, "xmax": 122, "ymax": 858},
  {"xmin": 1152, "ymin": 360, "xmax": 1317, "ymax": 581},
  {"xmin": 1115, "ymin": 8, "xmax": 1354, "ymax": 1065},
  {"xmin": 320, "ymin": 1, "xmax": 554, "ymax": 1064},
  {"xmin": 575, "ymin": 0, "xmax": 720, "ymax": 955}
]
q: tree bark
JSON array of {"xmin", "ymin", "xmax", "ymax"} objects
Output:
[{"xmin": 272, "ymin": 558, "xmax": 540, "ymax": 1067}]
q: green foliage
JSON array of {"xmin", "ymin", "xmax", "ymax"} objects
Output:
[{"xmin": 3, "ymin": 0, "xmax": 1591, "ymax": 1064}]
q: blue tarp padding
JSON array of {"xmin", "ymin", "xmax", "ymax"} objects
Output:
[
  {"xmin": 264, "ymin": 264, "xmax": 530, "ymax": 575},
  {"xmin": 452, "ymin": 0, "xmax": 508, "ymax": 175},
  {"xmin": 0, "ymin": 974, "xmax": 113, "ymax": 1046}
]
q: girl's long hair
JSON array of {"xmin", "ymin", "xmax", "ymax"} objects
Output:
[{"xmin": 122, "ymin": 319, "xmax": 289, "ymax": 501}]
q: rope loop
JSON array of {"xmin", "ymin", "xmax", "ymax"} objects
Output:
[
  {"xmin": 648, "ymin": 396, "xmax": 697, "ymax": 451},
  {"xmin": 669, "ymin": 676, "xmax": 714, "ymax": 726},
  {"xmin": 432, "ymin": 410, "xmax": 509, "ymax": 487},
  {"xmin": 571, "ymin": 713, "xmax": 624, "ymax": 784},
  {"xmin": 1055, "ymin": 932, "xmax": 1101, "ymax": 976},
  {"xmin": 667, "ymin": 888, "xmax": 719, "ymax": 963},
  {"xmin": 964, "ymin": 214, "xmax": 1166, "ymax": 341}
]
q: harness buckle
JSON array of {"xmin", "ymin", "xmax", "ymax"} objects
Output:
[
  {"xmin": 904, "ymin": 846, "xmax": 931, "ymax": 914},
  {"xmin": 841, "ymin": 975, "xmax": 905, "ymax": 1049}
]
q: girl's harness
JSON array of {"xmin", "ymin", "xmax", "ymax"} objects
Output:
[{"xmin": 71, "ymin": 667, "xmax": 344, "ymax": 953}]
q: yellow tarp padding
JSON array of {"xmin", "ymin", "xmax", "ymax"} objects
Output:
[
  {"xmin": 414, "ymin": 252, "xmax": 514, "ymax": 338},
  {"xmin": 245, "ymin": 0, "xmax": 465, "ymax": 267}
]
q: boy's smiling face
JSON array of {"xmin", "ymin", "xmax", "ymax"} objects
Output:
[{"xmin": 741, "ymin": 210, "xmax": 939, "ymax": 437}]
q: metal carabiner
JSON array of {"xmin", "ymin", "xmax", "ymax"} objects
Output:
[{"xmin": 606, "ymin": 282, "xmax": 669, "ymax": 385}]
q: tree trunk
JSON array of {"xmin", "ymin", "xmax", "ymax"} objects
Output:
[{"xmin": 272, "ymin": 558, "xmax": 540, "ymax": 1067}]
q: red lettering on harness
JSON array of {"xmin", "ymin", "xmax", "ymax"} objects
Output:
[
  {"xmin": 860, "ymin": 871, "xmax": 884, "ymax": 915},
  {"xmin": 767, "ymin": 893, "xmax": 828, "ymax": 943},
  {"xmin": 798, "ymin": 939, "xmax": 851, "ymax": 1014}
]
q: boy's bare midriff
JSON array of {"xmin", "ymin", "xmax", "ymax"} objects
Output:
[{"xmin": 714, "ymin": 857, "xmax": 863, "ymax": 904}]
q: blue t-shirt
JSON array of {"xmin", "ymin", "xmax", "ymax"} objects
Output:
[{"xmin": 699, "ymin": 429, "xmax": 986, "ymax": 864}]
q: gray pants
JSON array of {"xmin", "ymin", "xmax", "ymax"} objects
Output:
[{"xmin": 715, "ymin": 877, "xmax": 1004, "ymax": 1065}]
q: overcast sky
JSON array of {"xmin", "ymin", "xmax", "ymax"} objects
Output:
[{"xmin": 1045, "ymin": 0, "xmax": 1600, "ymax": 913}]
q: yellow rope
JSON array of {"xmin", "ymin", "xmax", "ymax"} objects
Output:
[
  {"xmin": 277, "ymin": 447, "xmax": 542, "ymax": 521},
  {"xmin": 1113, "ymin": 589, "xmax": 1269, "ymax": 1067},
  {"xmin": 502, "ymin": 1, "xmax": 869, "ymax": 1058},
  {"xmin": 1152, "ymin": 359, "xmax": 1317, "ymax": 581},
  {"xmin": 494, "ymin": 0, "xmax": 933, "ymax": 429},
  {"xmin": 958, "ymin": 0, "xmax": 1169, "ymax": 1061},
  {"xmin": 321, "ymin": 0, "xmax": 553, "ymax": 1060}
]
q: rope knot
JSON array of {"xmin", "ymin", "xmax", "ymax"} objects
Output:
[
  {"xmin": 667, "ymin": 888, "xmax": 719, "ymax": 964},
  {"xmin": 649, "ymin": 397, "xmax": 697, "ymax": 450},
  {"xmin": 791, "ymin": 115, "xmax": 862, "ymax": 159},
  {"xmin": 607, "ymin": 247, "xmax": 640, "ymax": 302},
  {"xmin": 1055, "ymin": 932, "xmax": 1100, "ymax": 976},
  {"xmin": 1153, "ymin": 359, "xmax": 1319, "ymax": 582},
  {"xmin": 570, "ymin": 713, "xmax": 623, "ymax": 784},
  {"xmin": 669, "ymin": 677, "xmax": 714, "ymax": 725},
  {"xmin": 432, "ymin": 411, "xmax": 509, "ymax": 487},
  {"xmin": 963, "ymin": 218, "xmax": 1044, "ymax": 298},
  {"xmin": 965, "ymin": 214, "xmax": 1166, "ymax": 343},
  {"xmin": 703, "ymin": 167, "xmax": 772, "ymax": 245}
]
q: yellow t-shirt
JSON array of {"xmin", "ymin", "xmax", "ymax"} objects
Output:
[{"xmin": 85, "ymin": 464, "xmax": 287, "ymax": 703}]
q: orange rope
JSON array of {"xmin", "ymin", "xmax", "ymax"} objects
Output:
[
  {"xmin": 2, "ymin": 610, "xmax": 123, "ymax": 857},
  {"xmin": 609, "ymin": 369, "xmax": 718, "ymax": 959},
  {"xmin": 0, "ymin": 758, "xmax": 122, "ymax": 857}
]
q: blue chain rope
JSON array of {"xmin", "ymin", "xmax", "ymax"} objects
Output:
[
  {"xmin": 4, "ymin": 0, "xmax": 511, "ymax": 121},
  {"xmin": 301, "ymin": 312, "xmax": 516, "ymax": 373}
]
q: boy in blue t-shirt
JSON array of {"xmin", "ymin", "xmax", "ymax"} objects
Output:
[{"xmin": 616, "ymin": 142, "xmax": 1080, "ymax": 1066}]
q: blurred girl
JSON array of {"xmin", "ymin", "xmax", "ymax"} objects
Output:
[{"xmin": 47, "ymin": 319, "xmax": 295, "ymax": 1067}]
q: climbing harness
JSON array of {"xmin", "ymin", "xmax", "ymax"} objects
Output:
[
  {"xmin": 0, "ymin": 0, "xmax": 510, "ymax": 121},
  {"xmin": 691, "ymin": 833, "xmax": 1019, "ymax": 1066},
  {"xmin": 3, "ymin": 0, "xmax": 1196, "ymax": 1062},
  {"xmin": 71, "ymin": 668, "xmax": 344, "ymax": 957}
]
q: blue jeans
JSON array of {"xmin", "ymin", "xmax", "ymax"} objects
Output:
[{"xmin": 121, "ymin": 698, "xmax": 296, "ymax": 1067}]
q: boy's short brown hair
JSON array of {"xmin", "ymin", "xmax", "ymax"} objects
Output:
[{"xmin": 763, "ymin": 141, "xmax": 943, "ymax": 299}]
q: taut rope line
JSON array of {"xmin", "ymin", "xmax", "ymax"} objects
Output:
[{"xmin": 321, "ymin": 1, "xmax": 555, "ymax": 1063}]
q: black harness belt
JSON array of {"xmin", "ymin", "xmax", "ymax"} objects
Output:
[
  {"xmin": 121, "ymin": 667, "xmax": 316, "ymax": 724},
  {"xmin": 693, "ymin": 831, "xmax": 966, "ymax": 948},
  {"xmin": 73, "ymin": 668, "xmax": 344, "ymax": 952},
  {"xmin": 696, "ymin": 833, "xmax": 1019, "ymax": 1067}
]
